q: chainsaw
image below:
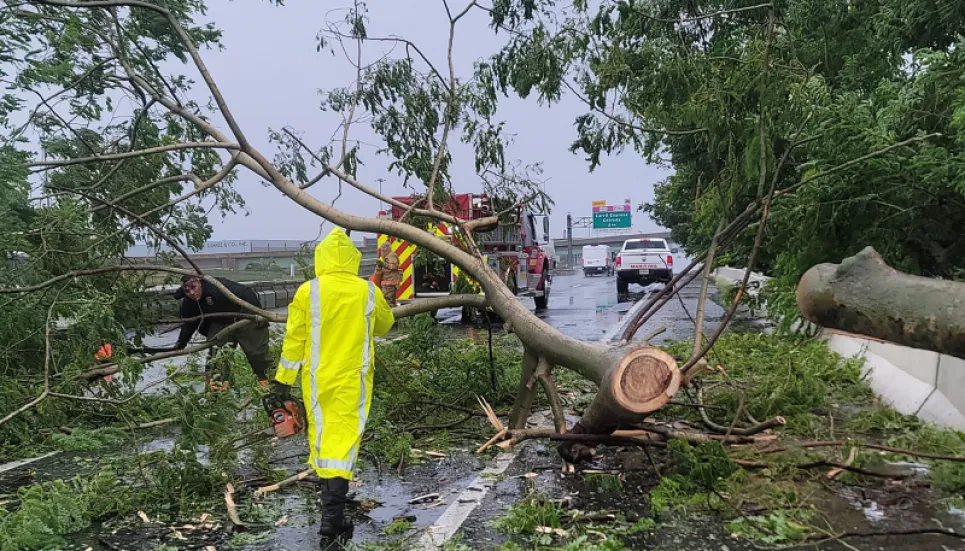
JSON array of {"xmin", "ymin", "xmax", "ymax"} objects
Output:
[
  {"xmin": 263, "ymin": 393, "xmax": 307, "ymax": 438},
  {"xmin": 229, "ymin": 393, "xmax": 307, "ymax": 451}
]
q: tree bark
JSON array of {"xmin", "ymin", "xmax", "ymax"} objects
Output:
[
  {"xmin": 797, "ymin": 246, "xmax": 965, "ymax": 360},
  {"xmin": 508, "ymin": 347, "xmax": 539, "ymax": 429},
  {"xmin": 559, "ymin": 347, "xmax": 679, "ymax": 461}
]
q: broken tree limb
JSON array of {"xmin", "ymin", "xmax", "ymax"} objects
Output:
[
  {"xmin": 804, "ymin": 528, "xmax": 965, "ymax": 543},
  {"xmin": 224, "ymin": 483, "xmax": 246, "ymax": 530},
  {"xmin": 763, "ymin": 440, "xmax": 965, "ymax": 463},
  {"xmin": 633, "ymin": 423, "xmax": 777, "ymax": 445},
  {"xmin": 77, "ymin": 320, "xmax": 253, "ymax": 381},
  {"xmin": 693, "ymin": 219, "xmax": 726, "ymax": 355},
  {"xmin": 575, "ymin": 347, "xmax": 680, "ymax": 432},
  {"xmin": 501, "ymin": 428, "xmax": 668, "ymax": 449},
  {"xmin": 558, "ymin": 347, "xmax": 679, "ymax": 462},
  {"xmin": 696, "ymin": 385, "xmax": 786, "ymax": 436},
  {"xmin": 826, "ymin": 447, "xmax": 857, "ymax": 479},
  {"xmin": 509, "ymin": 347, "xmax": 540, "ymax": 429},
  {"xmin": 732, "ymin": 458, "xmax": 910, "ymax": 479},
  {"xmin": 797, "ymin": 246, "xmax": 965, "ymax": 360},
  {"xmin": 254, "ymin": 468, "xmax": 315, "ymax": 497},
  {"xmin": 535, "ymin": 359, "xmax": 567, "ymax": 434}
]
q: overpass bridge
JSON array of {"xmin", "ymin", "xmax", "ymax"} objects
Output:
[
  {"xmin": 127, "ymin": 231, "xmax": 676, "ymax": 279},
  {"xmin": 127, "ymin": 237, "xmax": 380, "ymax": 276}
]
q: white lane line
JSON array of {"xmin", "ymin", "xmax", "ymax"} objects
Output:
[
  {"xmin": 413, "ymin": 450, "xmax": 519, "ymax": 549},
  {"xmin": 601, "ymin": 293, "xmax": 653, "ymax": 344},
  {"xmin": 0, "ymin": 451, "xmax": 59, "ymax": 474}
]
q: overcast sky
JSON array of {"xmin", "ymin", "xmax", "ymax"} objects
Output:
[{"xmin": 194, "ymin": 0, "xmax": 671, "ymax": 241}]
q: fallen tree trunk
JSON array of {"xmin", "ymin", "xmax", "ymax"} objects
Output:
[
  {"xmin": 558, "ymin": 347, "xmax": 680, "ymax": 462},
  {"xmin": 797, "ymin": 247, "xmax": 965, "ymax": 360}
]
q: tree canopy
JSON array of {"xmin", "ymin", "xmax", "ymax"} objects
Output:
[{"xmin": 487, "ymin": 0, "xmax": 965, "ymax": 295}]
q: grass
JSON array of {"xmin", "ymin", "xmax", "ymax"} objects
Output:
[
  {"xmin": 493, "ymin": 493, "xmax": 565, "ymax": 535},
  {"xmin": 363, "ymin": 314, "xmax": 527, "ymax": 466},
  {"xmin": 583, "ymin": 473, "xmax": 623, "ymax": 494},
  {"xmin": 642, "ymin": 332, "xmax": 965, "ymax": 544},
  {"xmin": 383, "ymin": 518, "xmax": 413, "ymax": 536}
]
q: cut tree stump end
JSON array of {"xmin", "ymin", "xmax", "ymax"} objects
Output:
[{"xmin": 611, "ymin": 347, "xmax": 679, "ymax": 415}]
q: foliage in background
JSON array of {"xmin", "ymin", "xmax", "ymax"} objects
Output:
[
  {"xmin": 0, "ymin": 0, "xmax": 247, "ymax": 451},
  {"xmin": 486, "ymin": 0, "xmax": 965, "ymax": 301}
]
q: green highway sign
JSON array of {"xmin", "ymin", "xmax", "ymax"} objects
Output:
[{"xmin": 592, "ymin": 210, "xmax": 631, "ymax": 229}]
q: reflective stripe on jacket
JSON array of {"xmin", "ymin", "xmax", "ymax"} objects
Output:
[{"xmin": 275, "ymin": 228, "xmax": 395, "ymax": 480}]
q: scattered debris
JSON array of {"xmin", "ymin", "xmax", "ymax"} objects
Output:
[
  {"xmin": 409, "ymin": 492, "xmax": 441, "ymax": 504},
  {"xmin": 535, "ymin": 526, "xmax": 569, "ymax": 537},
  {"xmin": 224, "ymin": 483, "xmax": 246, "ymax": 530}
]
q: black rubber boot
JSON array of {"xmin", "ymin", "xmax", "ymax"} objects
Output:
[{"xmin": 318, "ymin": 478, "xmax": 353, "ymax": 549}]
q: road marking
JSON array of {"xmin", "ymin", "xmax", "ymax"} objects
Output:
[
  {"xmin": 0, "ymin": 451, "xmax": 59, "ymax": 474},
  {"xmin": 413, "ymin": 450, "xmax": 519, "ymax": 549},
  {"xmin": 601, "ymin": 292, "xmax": 653, "ymax": 344}
]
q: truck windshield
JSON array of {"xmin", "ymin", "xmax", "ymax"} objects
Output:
[{"xmin": 625, "ymin": 240, "xmax": 666, "ymax": 250}]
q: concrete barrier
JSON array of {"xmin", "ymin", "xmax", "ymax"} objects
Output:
[
  {"xmin": 823, "ymin": 330, "xmax": 965, "ymax": 431},
  {"xmin": 711, "ymin": 265, "xmax": 965, "ymax": 431}
]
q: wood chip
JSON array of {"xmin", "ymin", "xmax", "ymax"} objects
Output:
[
  {"xmin": 137, "ymin": 511, "xmax": 151, "ymax": 523},
  {"xmin": 827, "ymin": 447, "xmax": 858, "ymax": 479},
  {"xmin": 224, "ymin": 483, "xmax": 246, "ymax": 529},
  {"xmin": 274, "ymin": 515, "xmax": 288, "ymax": 527},
  {"xmin": 199, "ymin": 513, "xmax": 211, "ymax": 523},
  {"xmin": 535, "ymin": 526, "xmax": 568, "ymax": 537},
  {"xmin": 408, "ymin": 493, "xmax": 440, "ymax": 504},
  {"xmin": 205, "ymin": 547, "xmax": 217, "ymax": 551},
  {"xmin": 358, "ymin": 499, "xmax": 381, "ymax": 511},
  {"xmin": 586, "ymin": 529, "xmax": 608, "ymax": 541}
]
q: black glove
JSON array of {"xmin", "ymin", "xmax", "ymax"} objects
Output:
[{"xmin": 269, "ymin": 381, "xmax": 291, "ymax": 400}]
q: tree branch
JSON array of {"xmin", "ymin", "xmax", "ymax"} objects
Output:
[
  {"xmin": 637, "ymin": 2, "xmax": 773, "ymax": 24},
  {"xmin": 0, "ymin": 265, "xmax": 280, "ymax": 320},
  {"xmin": 77, "ymin": 320, "xmax": 253, "ymax": 381},
  {"xmin": 391, "ymin": 294, "xmax": 488, "ymax": 318},
  {"xmin": 51, "ymin": 186, "xmax": 205, "ymax": 275},
  {"xmin": 28, "ymin": 142, "xmax": 239, "ymax": 169}
]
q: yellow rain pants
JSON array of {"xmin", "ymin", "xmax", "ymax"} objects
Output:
[{"xmin": 275, "ymin": 228, "xmax": 395, "ymax": 480}]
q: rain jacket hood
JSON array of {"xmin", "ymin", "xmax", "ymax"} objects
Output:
[
  {"xmin": 314, "ymin": 228, "xmax": 360, "ymax": 277},
  {"xmin": 274, "ymin": 227, "xmax": 395, "ymax": 481}
]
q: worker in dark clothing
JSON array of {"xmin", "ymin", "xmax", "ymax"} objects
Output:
[{"xmin": 174, "ymin": 275, "xmax": 272, "ymax": 391}]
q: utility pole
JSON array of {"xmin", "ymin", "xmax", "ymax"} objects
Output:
[
  {"xmin": 566, "ymin": 213, "xmax": 574, "ymax": 269},
  {"xmin": 376, "ymin": 178, "xmax": 386, "ymax": 211}
]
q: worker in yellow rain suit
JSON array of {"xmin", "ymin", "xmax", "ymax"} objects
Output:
[{"xmin": 271, "ymin": 228, "xmax": 394, "ymax": 546}]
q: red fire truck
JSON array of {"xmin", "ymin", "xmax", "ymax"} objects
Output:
[{"xmin": 377, "ymin": 193, "xmax": 554, "ymax": 309}]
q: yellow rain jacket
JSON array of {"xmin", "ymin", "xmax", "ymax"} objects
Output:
[{"xmin": 275, "ymin": 228, "xmax": 395, "ymax": 480}]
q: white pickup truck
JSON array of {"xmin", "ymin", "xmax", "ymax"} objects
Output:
[{"xmin": 616, "ymin": 238, "xmax": 675, "ymax": 295}]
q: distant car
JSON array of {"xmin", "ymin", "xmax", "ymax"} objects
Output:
[
  {"xmin": 616, "ymin": 238, "xmax": 674, "ymax": 295},
  {"xmin": 582, "ymin": 245, "xmax": 613, "ymax": 276}
]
